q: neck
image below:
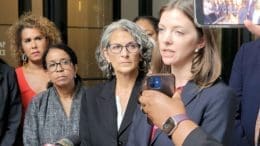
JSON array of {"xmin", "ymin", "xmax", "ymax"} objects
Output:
[
  {"xmin": 171, "ymin": 63, "xmax": 192, "ymax": 88},
  {"xmin": 55, "ymin": 82, "xmax": 76, "ymax": 99},
  {"xmin": 115, "ymin": 70, "xmax": 138, "ymax": 91},
  {"xmin": 24, "ymin": 61, "xmax": 44, "ymax": 70}
]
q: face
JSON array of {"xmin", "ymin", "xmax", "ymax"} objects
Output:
[
  {"xmin": 104, "ymin": 29, "xmax": 140, "ymax": 76},
  {"xmin": 21, "ymin": 28, "xmax": 48, "ymax": 63},
  {"xmin": 45, "ymin": 48, "xmax": 77, "ymax": 87},
  {"xmin": 158, "ymin": 9, "xmax": 205, "ymax": 68},
  {"xmin": 135, "ymin": 19, "xmax": 157, "ymax": 41}
]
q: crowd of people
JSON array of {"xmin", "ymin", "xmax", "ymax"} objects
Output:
[
  {"xmin": 0, "ymin": 0, "xmax": 259, "ymax": 146},
  {"xmin": 203, "ymin": 0, "xmax": 260, "ymax": 24}
]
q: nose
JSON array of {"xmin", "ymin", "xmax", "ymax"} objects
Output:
[
  {"xmin": 120, "ymin": 47, "xmax": 129, "ymax": 57},
  {"xmin": 55, "ymin": 63, "xmax": 64, "ymax": 72},
  {"xmin": 162, "ymin": 31, "xmax": 173, "ymax": 45},
  {"xmin": 31, "ymin": 40, "xmax": 37, "ymax": 49}
]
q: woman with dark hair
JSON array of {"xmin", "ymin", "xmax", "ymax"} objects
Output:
[
  {"xmin": 23, "ymin": 44, "xmax": 85, "ymax": 146},
  {"xmin": 133, "ymin": 16, "xmax": 170, "ymax": 73}
]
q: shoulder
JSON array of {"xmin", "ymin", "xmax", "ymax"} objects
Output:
[
  {"xmin": 29, "ymin": 87, "xmax": 54, "ymax": 109},
  {"xmin": 201, "ymin": 80, "xmax": 236, "ymax": 102},
  {"xmin": 85, "ymin": 80, "xmax": 112, "ymax": 95},
  {"xmin": 238, "ymin": 39, "xmax": 260, "ymax": 54},
  {"xmin": 0, "ymin": 62, "xmax": 14, "ymax": 75}
]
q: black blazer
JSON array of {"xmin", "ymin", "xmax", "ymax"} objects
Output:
[
  {"xmin": 0, "ymin": 61, "xmax": 21, "ymax": 146},
  {"xmin": 183, "ymin": 128, "xmax": 222, "ymax": 146},
  {"xmin": 80, "ymin": 75, "xmax": 143, "ymax": 146}
]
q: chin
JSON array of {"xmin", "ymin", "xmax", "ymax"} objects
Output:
[{"xmin": 162, "ymin": 58, "xmax": 174, "ymax": 66}]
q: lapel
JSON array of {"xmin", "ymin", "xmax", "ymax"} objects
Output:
[
  {"xmin": 181, "ymin": 81, "xmax": 201, "ymax": 106},
  {"xmin": 150, "ymin": 81, "xmax": 201, "ymax": 144},
  {"xmin": 118, "ymin": 75, "xmax": 143, "ymax": 136},
  {"xmin": 97, "ymin": 79, "xmax": 118, "ymax": 136}
]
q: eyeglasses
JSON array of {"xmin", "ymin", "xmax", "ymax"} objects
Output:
[
  {"xmin": 107, "ymin": 42, "xmax": 140, "ymax": 54},
  {"xmin": 46, "ymin": 59, "xmax": 72, "ymax": 72}
]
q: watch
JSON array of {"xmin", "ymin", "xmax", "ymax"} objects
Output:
[{"xmin": 162, "ymin": 114, "xmax": 189, "ymax": 135}]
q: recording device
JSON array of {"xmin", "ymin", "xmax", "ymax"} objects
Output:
[
  {"xmin": 145, "ymin": 73, "xmax": 175, "ymax": 97},
  {"xmin": 194, "ymin": 0, "xmax": 260, "ymax": 27}
]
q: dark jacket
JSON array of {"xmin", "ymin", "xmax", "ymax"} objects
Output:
[
  {"xmin": 0, "ymin": 60, "xmax": 22, "ymax": 146},
  {"xmin": 229, "ymin": 40, "xmax": 260, "ymax": 146},
  {"xmin": 80, "ymin": 75, "xmax": 143, "ymax": 146},
  {"xmin": 126, "ymin": 80, "xmax": 236, "ymax": 146},
  {"xmin": 183, "ymin": 127, "xmax": 222, "ymax": 146}
]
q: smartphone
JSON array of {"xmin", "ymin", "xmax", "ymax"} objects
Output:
[
  {"xmin": 144, "ymin": 73, "xmax": 175, "ymax": 97},
  {"xmin": 194, "ymin": 0, "xmax": 260, "ymax": 28}
]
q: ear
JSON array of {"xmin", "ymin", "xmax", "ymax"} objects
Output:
[
  {"xmin": 196, "ymin": 36, "xmax": 206, "ymax": 49},
  {"xmin": 74, "ymin": 64, "xmax": 78, "ymax": 73},
  {"xmin": 103, "ymin": 48, "xmax": 111, "ymax": 62}
]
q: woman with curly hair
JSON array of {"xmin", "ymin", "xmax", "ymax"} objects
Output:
[{"xmin": 8, "ymin": 13, "xmax": 62, "ymax": 113}]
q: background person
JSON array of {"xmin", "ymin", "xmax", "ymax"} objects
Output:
[
  {"xmin": 79, "ymin": 19, "xmax": 153, "ymax": 146},
  {"xmin": 229, "ymin": 19, "xmax": 260, "ymax": 146},
  {"xmin": 0, "ymin": 58, "xmax": 21, "ymax": 146},
  {"xmin": 133, "ymin": 16, "xmax": 170, "ymax": 73},
  {"xmin": 8, "ymin": 13, "xmax": 62, "ymax": 114},
  {"xmin": 23, "ymin": 44, "xmax": 84, "ymax": 146}
]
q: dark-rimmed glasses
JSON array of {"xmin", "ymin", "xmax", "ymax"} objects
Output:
[
  {"xmin": 46, "ymin": 59, "xmax": 72, "ymax": 72},
  {"xmin": 107, "ymin": 42, "xmax": 140, "ymax": 54}
]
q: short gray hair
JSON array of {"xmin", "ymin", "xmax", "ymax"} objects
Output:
[{"xmin": 95, "ymin": 19, "xmax": 153, "ymax": 79}]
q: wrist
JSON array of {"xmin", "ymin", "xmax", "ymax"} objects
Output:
[
  {"xmin": 171, "ymin": 120, "xmax": 198, "ymax": 145},
  {"xmin": 162, "ymin": 114, "xmax": 189, "ymax": 135}
]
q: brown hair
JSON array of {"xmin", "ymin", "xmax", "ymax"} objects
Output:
[
  {"xmin": 159, "ymin": 0, "xmax": 221, "ymax": 88},
  {"xmin": 8, "ymin": 12, "xmax": 62, "ymax": 66}
]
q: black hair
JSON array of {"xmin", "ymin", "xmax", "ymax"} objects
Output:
[{"xmin": 133, "ymin": 16, "xmax": 159, "ymax": 33}]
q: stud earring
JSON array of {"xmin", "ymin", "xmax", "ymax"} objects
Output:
[{"xmin": 195, "ymin": 48, "xmax": 200, "ymax": 53}]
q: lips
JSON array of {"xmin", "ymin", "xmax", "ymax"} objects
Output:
[
  {"xmin": 31, "ymin": 51, "xmax": 40, "ymax": 56},
  {"xmin": 161, "ymin": 49, "xmax": 175, "ymax": 57}
]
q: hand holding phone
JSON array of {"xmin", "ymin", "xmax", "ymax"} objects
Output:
[{"xmin": 144, "ymin": 73, "xmax": 175, "ymax": 97}]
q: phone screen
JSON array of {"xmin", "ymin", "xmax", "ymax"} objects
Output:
[{"xmin": 194, "ymin": 0, "xmax": 260, "ymax": 27}]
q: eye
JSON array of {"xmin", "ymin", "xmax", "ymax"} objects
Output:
[
  {"xmin": 61, "ymin": 59, "xmax": 71, "ymax": 65},
  {"xmin": 158, "ymin": 27, "xmax": 165, "ymax": 33},
  {"xmin": 127, "ymin": 43, "xmax": 139, "ymax": 49},
  {"xmin": 35, "ymin": 36, "xmax": 44, "ymax": 40},
  {"xmin": 174, "ymin": 30, "xmax": 184, "ymax": 36},
  {"xmin": 47, "ymin": 63, "xmax": 56, "ymax": 68},
  {"xmin": 110, "ymin": 44, "xmax": 122, "ymax": 50},
  {"xmin": 24, "ymin": 38, "xmax": 31, "ymax": 43}
]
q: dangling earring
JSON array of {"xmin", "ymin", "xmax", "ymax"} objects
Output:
[
  {"xmin": 139, "ymin": 61, "xmax": 147, "ymax": 71},
  {"xmin": 195, "ymin": 48, "xmax": 200, "ymax": 53},
  {"xmin": 108, "ymin": 63, "xmax": 113, "ymax": 72},
  {"xmin": 21, "ymin": 53, "xmax": 28, "ymax": 65}
]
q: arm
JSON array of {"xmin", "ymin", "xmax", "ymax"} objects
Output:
[
  {"xmin": 200, "ymin": 87, "xmax": 236, "ymax": 145},
  {"xmin": 244, "ymin": 20, "xmax": 260, "ymax": 36},
  {"xmin": 79, "ymin": 94, "xmax": 89, "ymax": 146},
  {"xmin": 139, "ymin": 90, "xmax": 223, "ymax": 146},
  {"xmin": 0, "ymin": 67, "xmax": 22, "ymax": 146},
  {"xmin": 23, "ymin": 100, "xmax": 40, "ymax": 146},
  {"xmin": 183, "ymin": 127, "xmax": 222, "ymax": 146}
]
